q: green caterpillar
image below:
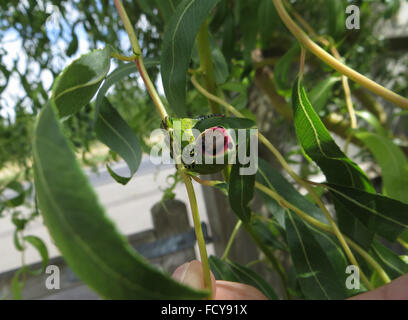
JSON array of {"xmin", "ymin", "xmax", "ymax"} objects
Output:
[{"xmin": 162, "ymin": 114, "xmax": 236, "ymax": 174}]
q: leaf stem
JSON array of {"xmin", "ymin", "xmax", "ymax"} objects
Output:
[
  {"xmin": 189, "ymin": 174, "xmax": 223, "ymax": 187},
  {"xmin": 113, "ymin": 0, "xmax": 168, "ymax": 122},
  {"xmin": 272, "ymin": 0, "xmax": 408, "ymax": 110},
  {"xmin": 221, "ymin": 220, "xmax": 242, "ymax": 261},
  {"xmin": 180, "ymin": 169, "xmax": 213, "ymax": 298},
  {"xmin": 111, "ymin": 52, "xmax": 138, "ymax": 62}
]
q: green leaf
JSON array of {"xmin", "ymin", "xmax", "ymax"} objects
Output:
[
  {"xmin": 292, "ymin": 77, "xmax": 375, "ymax": 247},
  {"xmin": 12, "ymin": 211, "xmax": 27, "ymax": 230},
  {"xmin": 209, "ymin": 256, "xmax": 279, "ymax": 300},
  {"xmin": 154, "ymin": 0, "xmax": 181, "ymax": 22},
  {"xmin": 94, "ymin": 59, "xmax": 159, "ymax": 111},
  {"xmin": 1, "ymin": 180, "xmax": 26, "ymax": 207},
  {"xmin": 213, "ymin": 182, "xmax": 228, "ymax": 196},
  {"xmin": 371, "ymin": 239, "xmax": 408, "ymax": 280},
  {"xmin": 240, "ymin": 0, "xmax": 259, "ymax": 63},
  {"xmin": 355, "ymin": 111, "xmax": 388, "ymax": 136},
  {"xmin": 251, "ymin": 217, "xmax": 287, "ymax": 251},
  {"xmin": 274, "ymin": 44, "xmax": 299, "ymax": 97},
  {"xmin": 13, "ymin": 230, "xmax": 24, "ymax": 251},
  {"xmin": 212, "ymin": 43, "xmax": 229, "ymax": 84},
  {"xmin": 12, "ymin": 267, "xmax": 28, "ymax": 300},
  {"xmin": 161, "ymin": 0, "xmax": 222, "ymax": 116},
  {"xmin": 66, "ymin": 31, "xmax": 78, "ymax": 57},
  {"xmin": 24, "ymin": 235, "xmax": 49, "ymax": 275},
  {"xmin": 309, "ymin": 77, "xmax": 340, "ymax": 113},
  {"xmin": 95, "ymin": 98, "xmax": 142, "ymax": 185},
  {"xmin": 292, "ymin": 77, "xmax": 373, "ymax": 191},
  {"xmin": 258, "ymin": 0, "xmax": 278, "ymax": 47},
  {"xmin": 228, "ymin": 162, "xmax": 255, "ymax": 224},
  {"xmin": 285, "ymin": 211, "xmax": 351, "ymax": 300},
  {"xmin": 256, "ymin": 158, "xmax": 328, "ymax": 227},
  {"xmin": 52, "ymin": 47, "xmax": 112, "ymax": 117},
  {"xmin": 209, "ymin": 256, "xmax": 240, "ymax": 282},
  {"xmin": 32, "ymin": 102, "xmax": 207, "ymax": 299},
  {"xmin": 326, "ymin": 0, "xmax": 345, "ymax": 39},
  {"xmin": 221, "ymin": 12, "xmax": 235, "ymax": 62},
  {"xmin": 193, "ymin": 116, "xmax": 255, "ymax": 132},
  {"xmin": 326, "ymin": 183, "xmax": 408, "ymax": 242},
  {"xmin": 355, "ymin": 131, "xmax": 408, "ymax": 203}
]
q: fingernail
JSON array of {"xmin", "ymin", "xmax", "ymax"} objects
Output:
[{"xmin": 173, "ymin": 261, "xmax": 205, "ymax": 290}]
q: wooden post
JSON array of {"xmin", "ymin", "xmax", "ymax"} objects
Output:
[{"xmin": 150, "ymin": 199, "xmax": 196, "ymax": 274}]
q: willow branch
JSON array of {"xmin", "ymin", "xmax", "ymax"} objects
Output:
[{"xmin": 272, "ymin": 0, "xmax": 408, "ymax": 110}]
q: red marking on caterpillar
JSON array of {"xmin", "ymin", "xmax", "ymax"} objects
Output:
[{"xmin": 197, "ymin": 126, "xmax": 232, "ymax": 157}]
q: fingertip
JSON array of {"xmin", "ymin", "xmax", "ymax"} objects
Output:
[
  {"xmin": 214, "ymin": 280, "xmax": 268, "ymax": 300},
  {"xmin": 171, "ymin": 260, "xmax": 217, "ymax": 299}
]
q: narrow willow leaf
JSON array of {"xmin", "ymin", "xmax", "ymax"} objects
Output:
[
  {"xmin": 94, "ymin": 59, "xmax": 159, "ymax": 112},
  {"xmin": 209, "ymin": 256, "xmax": 279, "ymax": 300},
  {"xmin": 251, "ymin": 217, "xmax": 287, "ymax": 251},
  {"xmin": 161, "ymin": 0, "xmax": 222, "ymax": 116},
  {"xmin": 212, "ymin": 43, "xmax": 229, "ymax": 84},
  {"xmin": 95, "ymin": 98, "xmax": 142, "ymax": 185},
  {"xmin": 11, "ymin": 211, "xmax": 27, "ymax": 231},
  {"xmin": 371, "ymin": 240, "xmax": 408, "ymax": 280},
  {"xmin": 355, "ymin": 131, "xmax": 408, "ymax": 203},
  {"xmin": 228, "ymin": 163, "xmax": 255, "ymax": 223},
  {"xmin": 256, "ymin": 158, "xmax": 328, "ymax": 227},
  {"xmin": 209, "ymin": 256, "xmax": 239, "ymax": 282},
  {"xmin": 355, "ymin": 111, "xmax": 388, "ymax": 137},
  {"xmin": 221, "ymin": 12, "xmax": 235, "ymax": 62},
  {"xmin": 292, "ymin": 77, "xmax": 375, "ymax": 247},
  {"xmin": 12, "ymin": 267, "xmax": 27, "ymax": 300},
  {"xmin": 286, "ymin": 212, "xmax": 351, "ymax": 300},
  {"xmin": 327, "ymin": 183, "xmax": 408, "ymax": 242},
  {"xmin": 258, "ymin": 0, "xmax": 278, "ymax": 46},
  {"xmin": 326, "ymin": 0, "xmax": 345, "ymax": 39},
  {"xmin": 24, "ymin": 235, "xmax": 49, "ymax": 275},
  {"xmin": 52, "ymin": 47, "xmax": 111, "ymax": 117},
  {"xmin": 32, "ymin": 102, "xmax": 207, "ymax": 299},
  {"xmin": 274, "ymin": 44, "xmax": 299, "ymax": 97},
  {"xmin": 292, "ymin": 77, "xmax": 374, "ymax": 191},
  {"xmin": 154, "ymin": 0, "xmax": 181, "ymax": 22},
  {"xmin": 13, "ymin": 230, "xmax": 24, "ymax": 251},
  {"xmin": 193, "ymin": 116, "xmax": 255, "ymax": 132},
  {"xmin": 240, "ymin": 0, "xmax": 259, "ymax": 63},
  {"xmin": 256, "ymin": 160, "xmax": 361, "ymax": 297},
  {"xmin": 309, "ymin": 77, "xmax": 340, "ymax": 113},
  {"xmin": 1, "ymin": 180, "xmax": 25, "ymax": 207},
  {"xmin": 66, "ymin": 31, "xmax": 78, "ymax": 57},
  {"xmin": 213, "ymin": 182, "xmax": 228, "ymax": 196}
]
